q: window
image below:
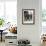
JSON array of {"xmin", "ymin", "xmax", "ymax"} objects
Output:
[
  {"xmin": 42, "ymin": 0, "xmax": 46, "ymax": 26},
  {"xmin": 0, "ymin": 0, "xmax": 17, "ymax": 27},
  {"xmin": 42, "ymin": 0, "xmax": 46, "ymax": 33},
  {"xmin": 5, "ymin": 0, "xmax": 17, "ymax": 25},
  {"xmin": 0, "ymin": 1, "xmax": 4, "ymax": 18}
]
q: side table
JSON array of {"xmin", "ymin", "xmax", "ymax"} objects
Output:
[{"xmin": 0, "ymin": 30, "xmax": 3, "ymax": 42}]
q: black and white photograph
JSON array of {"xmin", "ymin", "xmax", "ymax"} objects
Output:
[{"xmin": 22, "ymin": 9, "xmax": 35, "ymax": 25}]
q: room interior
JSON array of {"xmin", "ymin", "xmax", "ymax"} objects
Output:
[{"xmin": 0, "ymin": 0, "xmax": 46, "ymax": 46}]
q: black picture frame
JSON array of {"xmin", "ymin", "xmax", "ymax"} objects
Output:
[{"xmin": 22, "ymin": 9, "xmax": 35, "ymax": 25}]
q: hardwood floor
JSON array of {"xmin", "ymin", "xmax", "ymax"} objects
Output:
[{"xmin": 0, "ymin": 41, "xmax": 5, "ymax": 46}]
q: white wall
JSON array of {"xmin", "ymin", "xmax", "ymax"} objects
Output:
[{"xmin": 17, "ymin": 0, "xmax": 42, "ymax": 46}]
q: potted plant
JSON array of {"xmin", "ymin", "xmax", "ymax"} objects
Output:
[{"xmin": 0, "ymin": 18, "xmax": 5, "ymax": 27}]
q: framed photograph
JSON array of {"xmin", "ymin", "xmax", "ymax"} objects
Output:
[{"xmin": 22, "ymin": 9, "xmax": 35, "ymax": 25}]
